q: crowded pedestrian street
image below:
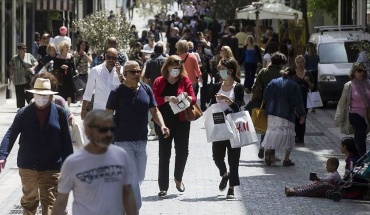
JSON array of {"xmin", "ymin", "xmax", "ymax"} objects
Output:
[{"xmin": 0, "ymin": 0, "xmax": 370, "ymax": 215}]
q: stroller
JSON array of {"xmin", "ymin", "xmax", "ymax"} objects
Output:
[{"xmin": 326, "ymin": 151, "xmax": 370, "ymax": 202}]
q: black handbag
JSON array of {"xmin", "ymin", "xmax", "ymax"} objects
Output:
[{"xmin": 73, "ymin": 75, "xmax": 86, "ymax": 96}]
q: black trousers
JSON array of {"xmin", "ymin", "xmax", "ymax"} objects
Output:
[
  {"xmin": 349, "ymin": 113, "xmax": 367, "ymax": 155},
  {"xmin": 15, "ymin": 83, "xmax": 32, "ymax": 108},
  {"xmin": 200, "ymin": 72, "xmax": 209, "ymax": 110},
  {"xmin": 157, "ymin": 117, "xmax": 190, "ymax": 191},
  {"xmin": 212, "ymin": 140, "xmax": 241, "ymax": 187},
  {"xmin": 295, "ymin": 108, "xmax": 308, "ymax": 142}
]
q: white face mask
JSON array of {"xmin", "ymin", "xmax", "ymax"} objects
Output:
[
  {"xmin": 170, "ymin": 69, "xmax": 180, "ymax": 77},
  {"xmin": 219, "ymin": 70, "xmax": 229, "ymax": 80},
  {"xmin": 34, "ymin": 94, "xmax": 50, "ymax": 107},
  {"xmin": 287, "ymin": 44, "xmax": 292, "ymax": 49}
]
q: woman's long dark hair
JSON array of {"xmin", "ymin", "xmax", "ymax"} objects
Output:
[
  {"xmin": 76, "ymin": 40, "xmax": 90, "ymax": 53},
  {"xmin": 341, "ymin": 137, "xmax": 360, "ymax": 156},
  {"xmin": 220, "ymin": 58, "xmax": 241, "ymax": 83}
]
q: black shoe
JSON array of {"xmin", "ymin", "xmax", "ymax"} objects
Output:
[
  {"xmin": 175, "ymin": 179, "xmax": 185, "ymax": 192},
  {"xmin": 226, "ymin": 188, "xmax": 235, "ymax": 199},
  {"xmin": 258, "ymin": 147, "xmax": 264, "ymax": 159},
  {"xmin": 158, "ymin": 191, "xmax": 167, "ymax": 197},
  {"xmin": 219, "ymin": 174, "xmax": 229, "ymax": 191},
  {"xmin": 283, "ymin": 159, "xmax": 295, "ymax": 167}
]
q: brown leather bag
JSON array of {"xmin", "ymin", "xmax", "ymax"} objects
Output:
[{"xmin": 183, "ymin": 103, "xmax": 203, "ymax": 121}]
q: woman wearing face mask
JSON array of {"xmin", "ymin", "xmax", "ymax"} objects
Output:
[
  {"xmin": 152, "ymin": 55, "xmax": 196, "ymax": 197},
  {"xmin": 209, "ymin": 58, "xmax": 244, "ymax": 199}
]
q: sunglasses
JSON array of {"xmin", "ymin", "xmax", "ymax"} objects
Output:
[
  {"xmin": 173, "ymin": 60, "xmax": 183, "ymax": 66},
  {"xmin": 89, "ymin": 125, "xmax": 115, "ymax": 133},
  {"xmin": 357, "ymin": 69, "xmax": 366, "ymax": 73},
  {"xmin": 126, "ymin": 69, "xmax": 142, "ymax": 75},
  {"xmin": 106, "ymin": 55, "xmax": 118, "ymax": 61}
]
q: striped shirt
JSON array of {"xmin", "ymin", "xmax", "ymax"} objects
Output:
[{"xmin": 9, "ymin": 53, "xmax": 36, "ymax": 85}]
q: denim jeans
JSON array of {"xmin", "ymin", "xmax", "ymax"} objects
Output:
[
  {"xmin": 115, "ymin": 140, "xmax": 147, "ymax": 213},
  {"xmin": 19, "ymin": 168, "xmax": 60, "ymax": 215}
]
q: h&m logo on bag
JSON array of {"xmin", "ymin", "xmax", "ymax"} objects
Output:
[
  {"xmin": 236, "ymin": 121, "xmax": 249, "ymax": 132},
  {"xmin": 213, "ymin": 112, "xmax": 225, "ymax": 124}
]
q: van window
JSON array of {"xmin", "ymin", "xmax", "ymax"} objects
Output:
[{"xmin": 318, "ymin": 42, "xmax": 358, "ymax": 64}]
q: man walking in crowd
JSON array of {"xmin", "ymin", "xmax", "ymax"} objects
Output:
[
  {"xmin": 106, "ymin": 61, "xmax": 170, "ymax": 214},
  {"xmin": 0, "ymin": 78, "xmax": 73, "ymax": 215},
  {"xmin": 53, "ymin": 26, "xmax": 71, "ymax": 49},
  {"xmin": 143, "ymin": 43, "xmax": 167, "ymax": 139},
  {"xmin": 166, "ymin": 27, "xmax": 181, "ymax": 55},
  {"xmin": 38, "ymin": 33, "xmax": 51, "ymax": 60},
  {"xmin": 51, "ymin": 110, "xmax": 137, "ymax": 215},
  {"xmin": 100, "ymin": 37, "xmax": 128, "ymax": 66},
  {"xmin": 81, "ymin": 48, "xmax": 123, "ymax": 119},
  {"xmin": 220, "ymin": 26, "xmax": 239, "ymax": 61}
]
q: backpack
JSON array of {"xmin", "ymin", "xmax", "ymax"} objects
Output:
[{"xmin": 173, "ymin": 22, "xmax": 183, "ymax": 36}]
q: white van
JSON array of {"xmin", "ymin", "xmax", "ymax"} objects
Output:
[{"xmin": 309, "ymin": 25, "xmax": 370, "ymax": 106}]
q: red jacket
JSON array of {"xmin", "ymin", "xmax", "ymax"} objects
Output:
[{"xmin": 153, "ymin": 76, "xmax": 196, "ymax": 121}]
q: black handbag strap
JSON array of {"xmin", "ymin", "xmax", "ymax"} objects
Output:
[{"xmin": 18, "ymin": 55, "xmax": 29, "ymax": 71}]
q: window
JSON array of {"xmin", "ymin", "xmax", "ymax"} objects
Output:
[{"xmin": 318, "ymin": 42, "xmax": 358, "ymax": 64}]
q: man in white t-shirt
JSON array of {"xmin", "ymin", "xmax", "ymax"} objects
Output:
[
  {"xmin": 184, "ymin": 1, "xmax": 195, "ymax": 17},
  {"xmin": 53, "ymin": 26, "xmax": 71, "ymax": 50},
  {"xmin": 52, "ymin": 110, "xmax": 137, "ymax": 215}
]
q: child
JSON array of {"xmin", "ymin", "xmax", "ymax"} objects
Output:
[{"xmin": 285, "ymin": 157, "xmax": 341, "ymax": 197}]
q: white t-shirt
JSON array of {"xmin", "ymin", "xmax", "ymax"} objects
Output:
[
  {"xmin": 58, "ymin": 144, "xmax": 135, "ymax": 215},
  {"xmin": 217, "ymin": 83, "xmax": 236, "ymax": 111},
  {"xmin": 143, "ymin": 43, "xmax": 155, "ymax": 52},
  {"xmin": 53, "ymin": 35, "xmax": 71, "ymax": 49},
  {"xmin": 185, "ymin": 5, "xmax": 195, "ymax": 16},
  {"xmin": 263, "ymin": 53, "xmax": 272, "ymax": 66}
]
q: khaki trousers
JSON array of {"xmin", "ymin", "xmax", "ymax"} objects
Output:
[{"xmin": 19, "ymin": 168, "xmax": 60, "ymax": 215}]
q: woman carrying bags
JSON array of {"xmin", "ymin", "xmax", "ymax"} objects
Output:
[
  {"xmin": 152, "ymin": 55, "xmax": 196, "ymax": 197},
  {"xmin": 209, "ymin": 58, "xmax": 244, "ymax": 199},
  {"xmin": 335, "ymin": 62, "xmax": 370, "ymax": 155}
]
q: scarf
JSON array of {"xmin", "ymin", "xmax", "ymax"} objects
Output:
[{"xmin": 352, "ymin": 78, "xmax": 370, "ymax": 107}]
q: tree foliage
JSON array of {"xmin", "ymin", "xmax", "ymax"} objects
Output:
[
  {"xmin": 308, "ymin": 0, "xmax": 338, "ymax": 22},
  {"xmin": 72, "ymin": 11, "xmax": 133, "ymax": 53},
  {"xmin": 211, "ymin": 0, "xmax": 251, "ymax": 20}
]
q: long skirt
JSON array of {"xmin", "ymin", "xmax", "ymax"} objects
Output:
[{"xmin": 262, "ymin": 115, "xmax": 295, "ymax": 150}]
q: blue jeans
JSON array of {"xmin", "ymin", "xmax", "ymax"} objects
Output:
[{"xmin": 115, "ymin": 140, "xmax": 147, "ymax": 213}]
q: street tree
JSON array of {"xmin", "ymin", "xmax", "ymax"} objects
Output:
[
  {"xmin": 308, "ymin": 0, "xmax": 338, "ymax": 22},
  {"xmin": 72, "ymin": 11, "xmax": 133, "ymax": 53}
]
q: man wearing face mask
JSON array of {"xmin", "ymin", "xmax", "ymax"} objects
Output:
[
  {"xmin": 106, "ymin": 61, "xmax": 170, "ymax": 213},
  {"xmin": 52, "ymin": 110, "xmax": 137, "ymax": 215},
  {"xmin": 0, "ymin": 78, "xmax": 73, "ymax": 215},
  {"xmin": 81, "ymin": 48, "xmax": 123, "ymax": 119}
]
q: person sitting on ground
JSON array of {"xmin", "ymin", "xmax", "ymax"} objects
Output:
[{"xmin": 285, "ymin": 157, "xmax": 341, "ymax": 197}]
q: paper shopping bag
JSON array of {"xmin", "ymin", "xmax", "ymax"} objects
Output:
[
  {"xmin": 251, "ymin": 101, "xmax": 267, "ymax": 134},
  {"xmin": 170, "ymin": 93, "xmax": 190, "ymax": 114},
  {"xmin": 204, "ymin": 104, "xmax": 233, "ymax": 143},
  {"xmin": 71, "ymin": 121, "xmax": 88, "ymax": 151},
  {"xmin": 307, "ymin": 91, "xmax": 323, "ymax": 108},
  {"xmin": 226, "ymin": 111, "xmax": 259, "ymax": 148}
]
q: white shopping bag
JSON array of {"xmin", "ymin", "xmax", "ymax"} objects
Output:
[
  {"xmin": 204, "ymin": 103, "xmax": 233, "ymax": 143},
  {"xmin": 170, "ymin": 93, "xmax": 190, "ymax": 114},
  {"xmin": 71, "ymin": 121, "xmax": 88, "ymax": 151},
  {"xmin": 226, "ymin": 111, "xmax": 259, "ymax": 148},
  {"xmin": 307, "ymin": 91, "xmax": 323, "ymax": 108}
]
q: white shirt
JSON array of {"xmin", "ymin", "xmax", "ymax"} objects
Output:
[
  {"xmin": 58, "ymin": 145, "xmax": 135, "ymax": 215},
  {"xmin": 217, "ymin": 84, "xmax": 235, "ymax": 111},
  {"xmin": 185, "ymin": 5, "xmax": 195, "ymax": 16},
  {"xmin": 83, "ymin": 62, "xmax": 122, "ymax": 110},
  {"xmin": 143, "ymin": 43, "xmax": 156, "ymax": 52},
  {"xmin": 53, "ymin": 35, "xmax": 71, "ymax": 49}
]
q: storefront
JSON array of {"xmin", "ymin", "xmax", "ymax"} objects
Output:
[{"xmin": 0, "ymin": 0, "xmax": 34, "ymax": 104}]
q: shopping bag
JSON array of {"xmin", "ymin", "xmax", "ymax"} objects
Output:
[
  {"xmin": 226, "ymin": 111, "xmax": 259, "ymax": 148},
  {"xmin": 204, "ymin": 103, "xmax": 233, "ymax": 143},
  {"xmin": 251, "ymin": 101, "xmax": 267, "ymax": 134},
  {"xmin": 71, "ymin": 121, "xmax": 88, "ymax": 151},
  {"xmin": 307, "ymin": 91, "xmax": 323, "ymax": 108},
  {"xmin": 170, "ymin": 93, "xmax": 190, "ymax": 114}
]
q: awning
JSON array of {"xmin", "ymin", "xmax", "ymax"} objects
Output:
[
  {"xmin": 236, "ymin": 2, "xmax": 303, "ymax": 20},
  {"xmin": 36, "ymin": 0, "xmax": 72, "ymax": 12}
]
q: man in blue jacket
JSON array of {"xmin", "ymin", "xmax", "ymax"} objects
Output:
[{"xmin": 0, "ymin": 78, "xmax": 73, "ymax": 215}]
